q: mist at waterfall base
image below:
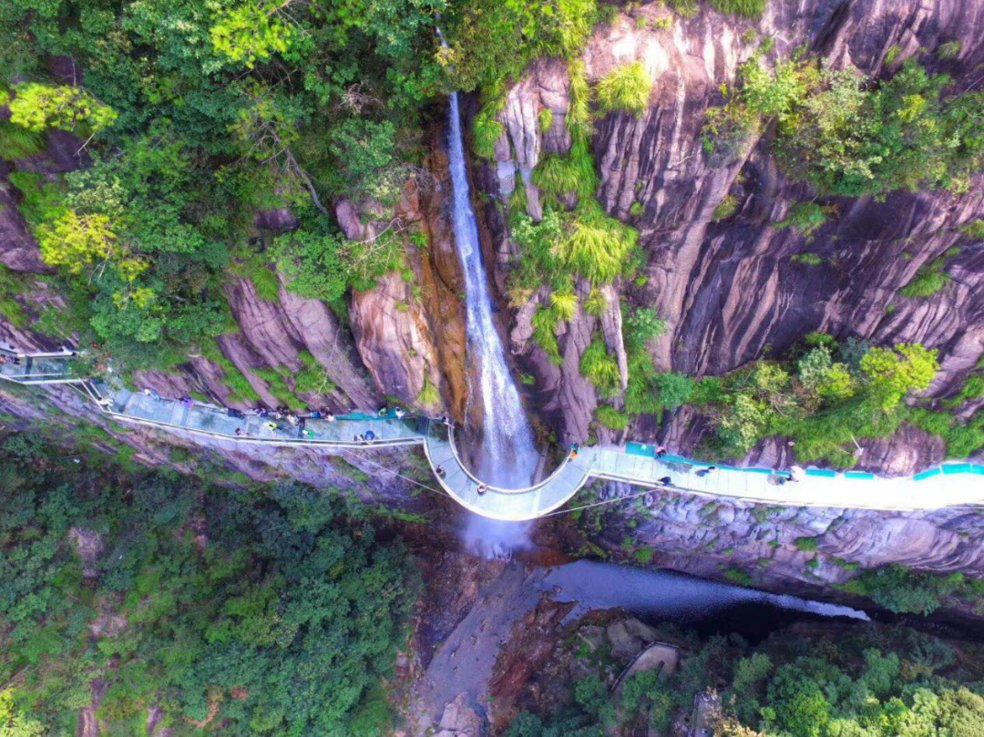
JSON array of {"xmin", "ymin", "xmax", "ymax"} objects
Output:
[{"xmin": 446, "ymin": 92, "xmax": 540, "ymax": 557}]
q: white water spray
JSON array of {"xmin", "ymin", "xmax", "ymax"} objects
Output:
[
  {"xmin": 445, "ymin": 92, "xmax": 541, "ymax": 557},
  {"xmin": 445, "ymin": 92, "xmax": 539, "ymax": 489}
]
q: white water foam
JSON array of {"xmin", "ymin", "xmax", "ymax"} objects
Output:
[{"xmin": 445, "ymin": 92, "xmax": 539, "ymax": 489}]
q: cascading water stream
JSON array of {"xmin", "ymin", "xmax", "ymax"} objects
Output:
[{"xmin": 445, "ymin": 92, "xmax": 539, "ymax": 487}]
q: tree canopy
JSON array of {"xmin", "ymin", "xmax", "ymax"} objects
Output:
[{"xmin": 0, "ymin": 434, "xmax": 418, "ymax": 735}]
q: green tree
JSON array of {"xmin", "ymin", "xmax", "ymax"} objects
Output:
[
  {"xmin": 717, "ymin": 393, "xmax": 769, "ymax": 453},
  {"xmin": 860, "ymin": 343, "xmax": 939, "ymax": 411},
  {"xmin": 36, "ymin": 209, "xmax": 124, "ymax": 275},
  {"xmin": 210, "ymin": 4, "xmax": 296, "ymax": 69},
  {"xmin": 798, "ymin": 346, "xmax": 855, "ymax": 401},
  {"xmin": 272, "ymin": 229, "xmax": 348, "ymax": 308},
  {"xmin": 653, "ymin": 372, "xmax": 695, "ymax": 410},
  {"xmin": 0, "ymin": 689, "xmax": 46, "ymax": 737},
  {"xmin": 8, "ymin": 82, "xmax": 117, "ymax": 133}
]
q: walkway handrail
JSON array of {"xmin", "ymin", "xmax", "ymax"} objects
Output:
[
  {"xmin": 440, "ymin": 422, "xmax": 578, "ymax": 495},
  {"xmin": 2, "ymin": 347, "xmax": 983, "ymax": 522}
]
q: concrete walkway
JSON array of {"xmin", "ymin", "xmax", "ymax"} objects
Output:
[{"xmin": 2, "ymin": 347, "xmax": 982, "ymax": 520}]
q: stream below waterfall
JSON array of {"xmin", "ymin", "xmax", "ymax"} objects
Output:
[{"xmin": 413, "ymin": 557, "xmax": 870, "ymax": 725}]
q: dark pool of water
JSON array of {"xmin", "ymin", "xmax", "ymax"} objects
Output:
[{"xmin": 542, "ymin": 560, "xmax": 868, "ymax": 642}]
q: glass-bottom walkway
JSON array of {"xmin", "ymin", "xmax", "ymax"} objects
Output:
[{"xmin": 2, "ymin": 347, "xmax": 983, "ymax": 521}]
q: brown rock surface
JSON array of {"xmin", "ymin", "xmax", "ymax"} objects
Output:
[
  {"xmin": 350, "ymin": 271, "xmax": 444, "ymax": 410},
  {"xmin": 434, "ymin": 693, "xmax": 486, "ymax": 737},
  {"xmin": 476, "ymin": 0, "xmax": 984, "ymax": 461},
  {"xmin": 0, "ymin": 179, "xmax": 48, "ymax": 272}
]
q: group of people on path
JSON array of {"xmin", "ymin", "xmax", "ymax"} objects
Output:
[{"xmin": 137, "ymin": 387, "xmax": 415, "ymax": 444}]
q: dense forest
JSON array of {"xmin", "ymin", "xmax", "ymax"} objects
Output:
[
  {"xmin": 0, "ymin": 433, "xmax": 418, "ymax": 735},
  {"xmin": 504, "ymin": 621, "xmax": 984, "ymax": 737},
  {"xmin": 2, "ymin": 1, "xmax": 984, "ymax": 732},
  {"xmin": 3, "ymin": 435, "xmax": 984, "ymax": 735}
]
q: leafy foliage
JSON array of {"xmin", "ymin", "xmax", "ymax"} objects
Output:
[
  {"xmin": 580, "ymin": 337, "xmax": 621, "ymax": 395},
  {"xmin": 596, "ymin": 404, "xmax": 630, "ymax": 430},
  {"xmin": 705, "ymin": 53, "xmax": 984, "ymax": 198},
  {"xmin": 707, "ymin": 0, "xmax": 766, "ymax": 17},
  {"xmin": 776, "ymin": 202, "xmax": 834, "ymax": 240},
  {"xmin": 595, "ymin": 61, "xmax": 653, "ymax": 117},
  {"xmin": 860, "ymin": 342, "xmax": 939, "ymax": 411},
  {"xmin": 8, "ymin": 82, "xmax": 117, "ymax": 133},
  {"xmin": 899, "ymin": 247, "xmax": 960, "ymax": 299},
  {"xmin": 843, "ymin": 565, "xmax": 981, "ymax": 615},
  {"xmin": 688, "ymin": 339, "xmax": 940, "ymax": 462},
  {"xmin": 533, "ymin": 138, "xmax": 599, "ymax": 203},
  {"xmin": 0, "ymin": 436, "xmax": 417, "ymax": 736},
  {"xmin": 506, "ymin": 619, "xmax": 984, "ymax": 737},
  {"xmin": 473, "ymin": 105, "xmax": 505, "ymax": 159},
  {"xmin": 1, "ymin": 0, "xmax": 448, "ymax": 373},
  {"xmin": 532, "ymin": 306, "xmax": 563, "ymax": 365},
  {"xmin": 272, "ymin": 223, "xmax": 406, "ymax": 311},
  {"xmin": 439, "ymin": 0, "xmax": 599, "ymax": 92},
  {"xmin": 210, "ymin": 4, "xmax": 296, "ymax": 69},
  {"xmin": 712, "ymin": 194, "xmax": 739, "ymax": 221},
  {"xmin": 559, "ymin": 200, "xmax": 639, "ymax": 283}
]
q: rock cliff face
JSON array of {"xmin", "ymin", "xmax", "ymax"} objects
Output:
[
  {"xmin": 476, "ymin": 0, "xmax": 984, "ymax": 463},
  {"xmin": 341, "ymin": 158, "xmax": 471, "ymax": 418},
  {"xmin": 545, "ymin": 478, "xmax": 984, "ymax": 616}
]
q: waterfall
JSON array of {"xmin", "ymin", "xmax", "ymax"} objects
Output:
[{"xmin": 446, "ymin": 92, "xmax": 539, "ymax": 486}]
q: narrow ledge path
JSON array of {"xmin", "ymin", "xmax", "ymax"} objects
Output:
[{"xmin": 2, "ymin": 347, "xmax": 983, "ymax": 521}]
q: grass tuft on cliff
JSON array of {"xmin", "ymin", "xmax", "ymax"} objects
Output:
[
  {"xmin": 707, "ymin": 0, "xmax": 766, "ymax": 18},
  {"xmin": 595, "ymin": 404, "xmax": 630, "ymax": 430},
  {"xmin": 472, "ymin": 96, "xmax": 505, "ymax": 160},
  {"xmin": 580, "ymin": 337, "xmax": 622, "ymax": 395},
  {"xmin": 532, "ymin": 137, "xmax": 598, "ymax": 202},
  {"xmin": 557, "ymin": 200, "xmax": 640, "ymax": 284},
  {"xmin": 595, "ymin": 61, "xmax": 653, "ymax": 117}
]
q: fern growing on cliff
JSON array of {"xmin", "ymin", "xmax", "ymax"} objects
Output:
[
  {"xmin": 472, "ymin": 96, "xmax": 505, "ymax": 159},
  {"xmin": 580, "ymin": 337, "xmax": 621, "ymax": 395},
  {"xmin": 532, "ymin": 138, "xmax": 598, "ymax": 203},
  {"xmin": 595, "ymin": 404, "xmax": 630, "ymax": 430},
  {"xmin": 532, "ymin": 306, "xmax": 563, "ymax": 365},
  {"xmin": 556, "ymin": 200, "xmax": 639, "ymax": 284},
  {"xmin": 707, "ymin": 0, "xmax": 766, "ymax": 19},
  {"xmin": 595, "ymin": 61, "xmax": 653, "ymax": 117},
  {"xmin": 550, "ymin": 291, "xmax": 579, "ymax": 321}
]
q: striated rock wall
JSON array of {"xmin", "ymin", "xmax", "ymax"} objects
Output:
[
  {"xmin": 475, "ymin": 0, "xmax": 984, "ymax": 460},
  {"xmin": 336, "ymin": 149, "xmax": 471, "ymax": 418},
  {"xmin": 550, "ymin": 479, "xmax": 984, "ymax": 616}
]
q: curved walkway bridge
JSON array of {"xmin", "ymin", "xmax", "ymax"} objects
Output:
[{"xmin": 2, "ymin": 347, "xmax": 983, "ymax": 521}]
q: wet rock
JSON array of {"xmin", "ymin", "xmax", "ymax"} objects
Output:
[
  {"xmin": 606, "ymin": 618, "xmax": 655, "ymax": 660},
  {"xmin": 434, "ymin": 692, "xmax": 486, "ymax": 737}
]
